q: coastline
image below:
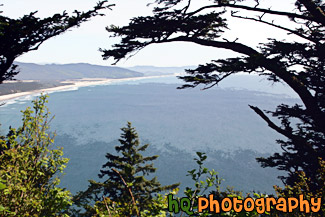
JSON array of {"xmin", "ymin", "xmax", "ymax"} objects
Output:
[{"xmin": 0, "ymin": 74, "xmax": 177, "ymax": 102}]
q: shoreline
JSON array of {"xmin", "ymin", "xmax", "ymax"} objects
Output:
[{"xmin": 0, "ymin": 74, "xmax": 178, "ymax": 102}]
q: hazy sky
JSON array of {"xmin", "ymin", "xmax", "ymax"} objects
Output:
[{"xmin": 1, "ymin": 0, "xmax": 298, "ymax": 67}]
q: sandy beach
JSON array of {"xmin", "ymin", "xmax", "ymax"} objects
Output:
[{"xmin": 0, "ymin": 74, "xmax": 178, "ymax": 102}]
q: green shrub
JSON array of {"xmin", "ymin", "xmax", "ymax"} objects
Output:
[{"xmin": 0, "ymin": 95, "xmax": 71, "ymax": 216}]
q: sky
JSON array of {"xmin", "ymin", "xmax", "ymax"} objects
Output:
[{"xmin": 1, "ymin": 0, "xmax": 299, "ymax": 67}]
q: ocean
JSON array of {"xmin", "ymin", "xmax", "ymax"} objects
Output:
[{"xmin": 0, "ymin": 75, "xmax": 300, "ymax": 194}]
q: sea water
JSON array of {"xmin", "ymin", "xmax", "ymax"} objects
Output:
[{"xmin": 0, "ymin": 75, "xmax": 299, "ymax": 194}]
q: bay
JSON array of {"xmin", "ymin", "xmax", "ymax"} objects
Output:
[{"xmin": 0, "ymin": 75, "xmax": 299, "ymax": 194}]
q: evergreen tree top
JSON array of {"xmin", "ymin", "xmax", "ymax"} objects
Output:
[{"xmin": 74, "ymin": 122, "xmax": 179, "ymax": 216}]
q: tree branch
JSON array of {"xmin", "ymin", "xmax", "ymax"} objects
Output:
[
  {"xmin": 186, "ymin": 3, "xmax": 318, "ymax": 23},
  {"xmin": 182, "ymin": 0, "xmax": 192, "ymax": 14},
  {"xmin": 164, "ymin": 36, "xmax": 260, "ymax": 56},
  {"xmin": 249, "ymin": 105, "xmax": 316, "ymax": 150},
  {"xmin": 111, "ymin": 168, "xmax": 139, "ymax": 217},
  {"xmin": 249, "ymin": 105, "xmax": 292, "ymax": 137},
  {"xmin": 298, "ymin": 0, "xmax": 325, "ymax": 25},
  {"xmin": 102, "ymin": 196, "xmax": 112, "ymax": 217},
  {"xmin": 231, "ymin": 12, "xmax": 317, "ymax": 43},
  {"xmin": 160, "ymin": 36, "xmax": 324, "ymax": 130}
]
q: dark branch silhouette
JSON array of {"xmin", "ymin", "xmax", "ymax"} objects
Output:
[
  {"xmin": 100, "ymin": 0, "xmax": 325, "ymax": 192},
  {"xmin": 0, "ymin": 1, "xmax": 114, "ymax": 83}
]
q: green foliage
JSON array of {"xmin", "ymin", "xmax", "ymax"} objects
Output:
[
  {"xmin": 88, "ymin": 189, "xmax": 178, "ymax": 217},
  {"xmin": 72, "ymin": 122, "xmax": 179, "ymax": 216},
  {"xmin": 173, "ymin": 152, "xmax": 266, "ymax": 217},
  {"xmin": 0, "ymin": 1, "xmax": 113, "ymax": 82},
  {"xmin": 0, "ymin": 95, "xmax": 71, "ymax": 216},
  {"xmin": 184, "ymin": 152, "xmax": 221, "ymax": 202},
  {"xmin": 168, "ymin": 152, "xmax": 323, "ymax": 216},
  {"xmin": 182, "ymin": 152, "xmax": 223, "ymax": 216}
]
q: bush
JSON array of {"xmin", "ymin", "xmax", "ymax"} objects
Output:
[{"xmin": 0, "ymin": 95, "xmax": 71, "ymax": 216}]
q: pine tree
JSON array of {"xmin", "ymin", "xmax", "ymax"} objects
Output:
[{"xmin": 73, "ymin": 122, "xmax": 179, "ymax": 216}]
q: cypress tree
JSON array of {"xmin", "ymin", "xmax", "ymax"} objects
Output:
[{"xmin": 99, "ymin": 0, "xmax": 325, "ymax": 193}]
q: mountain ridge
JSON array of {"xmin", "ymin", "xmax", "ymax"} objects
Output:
[{"xmin": 14, "ymin": 62, "xmax": 144, "ymax": 80}]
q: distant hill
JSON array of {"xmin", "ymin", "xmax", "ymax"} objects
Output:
[
  {"xmin": 128, "ymin": 65, "xmax": 196, "ymax": 76},
  {"xmin": 14, "ymin": 62, "xmax": 144, "ymax": 80}
]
